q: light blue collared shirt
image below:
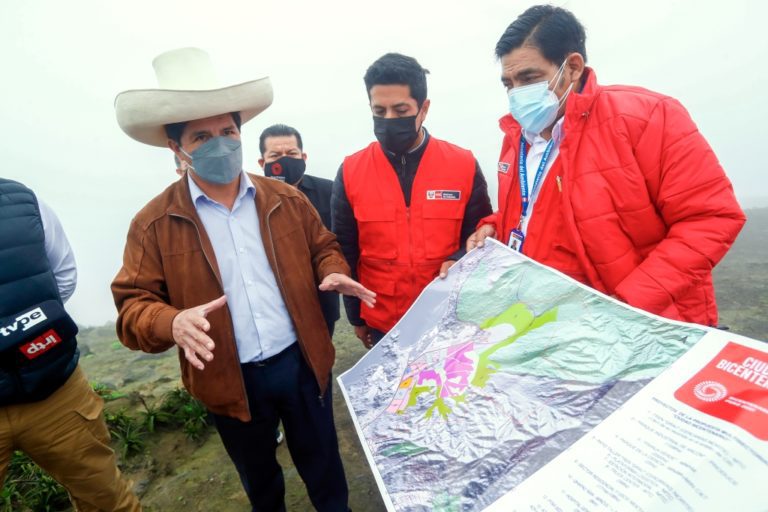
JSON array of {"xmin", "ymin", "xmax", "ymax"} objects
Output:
[{"xmin": 188, "ymin": 171, "xmax": 297, "ymax": 363}]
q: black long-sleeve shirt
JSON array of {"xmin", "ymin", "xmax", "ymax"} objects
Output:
[
  {"xmin": 331, "ymin": 130, "xmax": 492, "ymax": 326},
  {"xmin": 298, "ymin": 174, "xmax": 341, "ymax": 331}
]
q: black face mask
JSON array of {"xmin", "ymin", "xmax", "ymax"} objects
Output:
[
  {"xmin": 373, "ymin": 115, "xmax": 420, "ymax": 155},
  {"xmin": 264, "ymin": 156, "xmax": 307, "ymax": 185}
]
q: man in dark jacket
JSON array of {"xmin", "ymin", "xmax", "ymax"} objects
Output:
[
  {"xmin": 332, "ymin": 53, "xmax": 493, "ymax": 349},
  {"xmin": 259, "ymin": 124, "xmax": 340, "ymax": 337},
  {"xmin": 0, "ymin": 178, "xmax": 140, "ymax": 511}
]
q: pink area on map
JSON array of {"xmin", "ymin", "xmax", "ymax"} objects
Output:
[
  {"xmin": 387, "ymin": 398, "xmax": 406, "ymax": 414},
  {"xmin": 418, "ymin": 369, "xmax": 443, "ymax": 388},
  {"xmin": 388, "ymin": 343, "xmax": 477, "ymax": 413},
  {"xmin": 440, "ymin": 342, "xmax": 475, "ymax": 398}
]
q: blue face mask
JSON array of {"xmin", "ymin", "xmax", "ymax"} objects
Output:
[
  {"xmin": 181, "ymin": 136, "xmax": 243, "ymax": 184},
  {"xmin": 507, "ymin": 60, "xmax": 573, "ymax": 135}
]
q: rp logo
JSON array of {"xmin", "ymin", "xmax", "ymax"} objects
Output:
[
  {"xmin": 271, "ymin": 162, "xmax": 283, "ymax": 176},
  {"xmin": 20, "ymin": 329, "xmax": 62, "ymax": 360}
]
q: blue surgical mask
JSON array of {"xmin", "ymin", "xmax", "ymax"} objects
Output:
[
  {"xmin": 507, "ymin": 60, "xmax": 573, "ymax": 135},
  {"xmin": 180, "ymin": 136, "xmax": 243, "ymax": 184}
]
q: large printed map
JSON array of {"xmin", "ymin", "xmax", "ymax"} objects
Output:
[{"xmin": 338, "ymin": 240, "xmax": 707, "ymax": 511}]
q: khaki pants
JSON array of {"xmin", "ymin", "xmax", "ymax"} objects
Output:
[{"xmin": 0, "ymin": 365, "xmax": 141, "ymax": 511}]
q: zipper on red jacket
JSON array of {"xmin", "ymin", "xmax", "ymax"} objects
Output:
[
  {"xmin": 405, "ymin": 206, "xmax": 414, "ymax": 321},
  {"xmin": 169, "ymin": 212, "xmax": 251, "ymax": 414},
  {"xmin": 406, "ymin": 207, "xmax": 413, "ymax": 266},
  {"xmin": 401, "ymin": 155, "xmax": 415, "ymax": 268}
]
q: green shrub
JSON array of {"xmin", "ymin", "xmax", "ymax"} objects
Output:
[
  {"xmin": 148, "ymin": 388, "xmax": 212, "ymax": 442},
  {"xmin": 90, "ymin": 382, "xmax": 126, "ymax": 402},
  {"xmin": 0, "ymin": 451, "xmax": 69, "ymax": 511},
  {"xmin": 181, "ymin": 399, "xmax": 209, "ymax": 442},
  {"xmin": 156, "ymin": 388, "xmax": 193, "ymax": 420},
  {"xmin": 135, "ymin": 394, "xmax": 167, "ymax": 434},
  {"xmin": 105, "ymin": 410, "xmax": 146, "ymax": 459}
]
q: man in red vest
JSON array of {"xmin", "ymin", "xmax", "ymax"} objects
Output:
[
  {"xmin": 468, "ymin": 5, "xmax": 745, "ymax": 326},
  {"xmin": 333, "ymin": 53, "xmax": 492, "ymax": 348}
]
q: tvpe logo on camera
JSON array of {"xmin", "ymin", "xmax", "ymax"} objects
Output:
[
  {"xmin": 0, "ymin": 308, "xmax": 47, "ymax": 337},
  {"xmin": 20, "ymin": 329, "xmax": 62, "ymax": 360}
]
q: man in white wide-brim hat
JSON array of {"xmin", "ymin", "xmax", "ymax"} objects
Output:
[{"xmin": 111, "ymin": 47, "xmax": 372, "ymax": 511}]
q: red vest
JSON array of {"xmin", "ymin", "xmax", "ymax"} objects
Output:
[{"xmin": 343, "ymin": 138, "xmax": 475, "ymax": 332}]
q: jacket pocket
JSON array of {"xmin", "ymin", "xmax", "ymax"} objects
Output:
[
  {"xmin": 75, "ymin": 385, "xmax": 105, "ymax": 421},
  {"xmin": 360, "ymin": 273, "xmax": 396, "ymax": 298},
  {"xmin": 421, "ymin": 201, "xmax": 463, "ymax": 259},
  {"xmin": 355, "ymin": 203, "xmax": 397, "ymax": 259},
  {"xmin": 271, "ymin": 223, "xmax": 302, "ymax": 241},
  {"xmin": 72, "ymin": 382, "xmax": 111, "ymax": 445}
]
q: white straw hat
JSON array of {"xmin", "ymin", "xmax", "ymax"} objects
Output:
[{"xmin": 115, "ymin": 47, "xmax": 273, "ymax": 147}]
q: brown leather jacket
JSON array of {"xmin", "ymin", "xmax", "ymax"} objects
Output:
[{"xmin": 112, "ymin": 173, "xmax": 350, "ymax": 421}]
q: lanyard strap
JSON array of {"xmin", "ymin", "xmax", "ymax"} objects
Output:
[{"xmin": 517, "ymin": 137, "xmax": 555, "ymax": 221}]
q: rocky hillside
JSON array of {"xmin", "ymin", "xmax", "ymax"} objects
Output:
[{"xmin": 712, "ymin": 207, "xmax": 768, "ymax": 340}]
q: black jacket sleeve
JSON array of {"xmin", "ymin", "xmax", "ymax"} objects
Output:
[
  {"xmin": 448, "ymin": 160, "xmax": 493, "ymax": 261},
  {"xmin": 331, "ymin": 164, "xmax": 365, "ymax": 326},
  {"xmin": 301, "ymin": 175, "xmax": 341, "ymax": 329}
]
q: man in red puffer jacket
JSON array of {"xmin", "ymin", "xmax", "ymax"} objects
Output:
[{"xmin": 468, "ymin": 5, "xmax": 745, "ymax": 326}]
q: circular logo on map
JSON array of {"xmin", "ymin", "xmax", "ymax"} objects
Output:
[{"xmin": 693, "ymin": 381, "xmax": 728, "ymax": 402}]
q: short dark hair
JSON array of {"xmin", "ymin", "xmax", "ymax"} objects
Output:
[
  {"xmin": 258, "ymin": 124, "xmax": 303, "ymax": 156},
  {"xmin": 363, "ymin": 53, "xmax": 430, "ymax": 108},
  {"xmin": 164, "ymin": 111, "xmax": 242, "ymax": 145},
  {"xmin": 495, "ymin": 5, "xmax": 587, "ymax": 64}
]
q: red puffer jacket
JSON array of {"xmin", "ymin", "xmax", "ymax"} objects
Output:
[{"xmin": 482, "ymin": 68, "xmax": 745, "ymax": 326}]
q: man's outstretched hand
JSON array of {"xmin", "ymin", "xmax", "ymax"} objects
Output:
[
  {"xmin": 466, "ymin": 224, "xmax": 497, "ymax": 251},
  {"xmin": 171, "ymin": 295, "xmax": 227, "ymax": 371},
  {"xmin": 438, "ymin": 260, "xmax": 456, "ymax": 279},
  {"xmin": 319, "ymin": 273, "xmax": 376, "ymax": 308}
]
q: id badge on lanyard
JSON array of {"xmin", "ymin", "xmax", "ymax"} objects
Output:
[
  {"xmin": 508, "ymin": 228, "xmax": 525, "ymax": 251},
  {"xmin": 508, "ymin": 137, "xmax": 554, "ymax": 252}
]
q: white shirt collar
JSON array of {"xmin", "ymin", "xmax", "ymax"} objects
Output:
[
  {"xmin": 188, "ymin": 170, "xmax": 254, "ymax": 207},
  {"xmin": 523, "ymin": 116, "xmax": 566, "ymax": 146}
]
